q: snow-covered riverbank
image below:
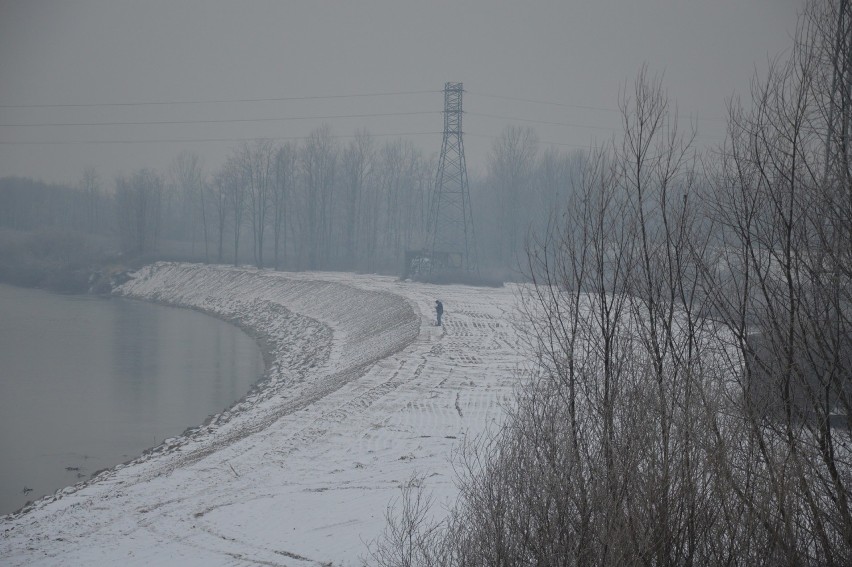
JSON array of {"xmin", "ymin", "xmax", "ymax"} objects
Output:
[{"xmin": 1, "ymin": 263, "xmax": 526, "ymax": 566}]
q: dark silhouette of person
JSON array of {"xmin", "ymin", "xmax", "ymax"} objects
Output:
[{"xmin": 435, "ymin": 300, "xmax": 443, "ymax": 326}]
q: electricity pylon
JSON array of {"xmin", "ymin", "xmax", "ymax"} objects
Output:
[{"xmin": 426, "ymin": 82, "xmax": 478, "ymax": 273}]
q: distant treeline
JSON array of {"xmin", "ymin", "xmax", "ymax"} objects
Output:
[
  {"xmin": 0, "ymin": 126, "xmax": 586, "ymax": 280},
  {"xmin": 0, "ymin": 176, "xmax": 99, "ymax": 235},
  {"xmin": 0, "ymin": 176, "xmax": 114, "ymax": 292}
]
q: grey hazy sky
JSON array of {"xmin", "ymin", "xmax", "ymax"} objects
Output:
[{"xmin": 0, "ymin": 0, "xmax": 802, "ymax": 185}]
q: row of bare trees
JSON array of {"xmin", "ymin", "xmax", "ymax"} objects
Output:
[
  {"xmin": 194, "ymin": 125, "xmax": 580, "ymax": 275},
  {"xmin": 132, "ymin": 124, "xmax": 586, "ymax": 274},
  {"xmin": 475, "ymin": 126, "xmax": 585, "ymax": 272},
  {"xmin": 368, "ymin": 1, "xmax": 852, "ymax": 565},
  {"xmin": 122, "ymin": 128, "xmax": 436, "ymax": 272},
  {"xmin": 2, "ymin": 121, "xmax": 587, "ymax": 278},
  {"xmin": 204, "ymin": 129, "xmax": 435, "ymax": 271}
]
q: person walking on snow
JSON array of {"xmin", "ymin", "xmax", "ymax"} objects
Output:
[{"xmin": 435, "ymin": 300, "xmax": 444, "ymax": 326}]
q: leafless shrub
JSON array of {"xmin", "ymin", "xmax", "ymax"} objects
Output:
[{"xmin": 364, "ymin": 475, "xmax": 448, "ymax": 567}]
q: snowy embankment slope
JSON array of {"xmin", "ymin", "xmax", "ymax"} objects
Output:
[{"xmin": 1, "ymin": 263, "xmax": 526, "ymax": 566}]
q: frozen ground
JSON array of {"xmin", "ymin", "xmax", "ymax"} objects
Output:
[{"xmin": 1, "ymin": 263, "xmax": 528, "ymax": 566}]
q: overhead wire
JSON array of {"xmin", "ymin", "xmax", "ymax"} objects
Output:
[
  {"xmin": 0, "ymin": 89, "xmax": 441, "ymax": 109},
  {"xmin": 465, "ymin": 132, "xmax": 595, "ymax": 149},
  {"xmin": 0, "ymin": 87, "xmax": 725, "ymax": 146},
  {"xmin": 0, "ymin": 110, "xmax": 440, "ymax": 128},
  {"xmin": 467, "ymin": 90, "xmax": 727, "ymax": 124},
  {"xmin": 0, "ymin": 131, "xmax": 444, "ymax": 145},
  {"xmin": 467, "ymin": 111, "xmax": 619, "ymax": 132},
  {"xmin": 467, "ymin": 91, "xmax": 619, "ymax": 114}
]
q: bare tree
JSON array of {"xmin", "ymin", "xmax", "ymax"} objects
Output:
[
  {"xmin": 300, "ymin": 124, "xmax": 338, "ymax": 269},
  {"xmin": 487, "ymin": 125, "xmax": 538, "ymax": 266},
  {"xmin": 364, "ymin": 476, "xmax": 447, "ymax": 567},
  {"xmin": 705, "ymin": 4, "xmax": 852, "ymax": 560},
  {"xmin": 271, "ymin": 141, "xmax": 296, "ymax": 270},
  {"xmin": 372, "ymin": 139, "xmax": 426, "ymax": 271},
  {"xmin": 114, "ymin": 168, "xmax": 163, "ymax": 256},
  {"xmin": 171, "ymin": 150, "xmax": 207, "ymax": 261},
  {"xmin": 218, "ymin": 155, "xmax": 246, "ymax": 267},
  {"xmin": 340, "ymin": 129, "xmax": 373, "ymax": 270},
  {"xmin": 238, "ymin": 140, "xmax": 275, "ymax": 268},
  {"xmin": 211, "ymin": 166, "xmax": 231, "ymax": 263},
  {"xmin": 79, "ymin": 165, "xmax": 101, "ymax": 234},
  {"xmin": 530, "ymin": 147, "xmax": 574, "ymax": 237}
]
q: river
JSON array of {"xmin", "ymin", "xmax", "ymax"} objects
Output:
[{"xmin": 0, "ymin": 284, "xmax": 265, "ymax": 515}]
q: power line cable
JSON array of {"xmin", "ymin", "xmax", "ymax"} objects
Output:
[
  {"xmin": 0, "ymin": 131, "xmax": 443, "ymax": 146},
  {"xmin": 467, "ymin": 91, "xmax": 618, "ymax": 114},
  {"xmin": 467, "ymin": 90, "xmax": 727, "ymax": 124},
  {"xmin": 467, "ymin": 108, "xmax": 725, "ymax": 141},
  {"xmin": 466, "ymin": 132, "xmax": 598, "ymax": 149},
  {"xmin": 0, "ymin": 86, "xmax": 726, "ymax": 146},
  {"xmin": 467, "ymin": 111, "xmax": 619, "ymax": 132},
  {"xmin": 0, "ymin": 89, "xmax": 440, "ymax": 109},
  {"xmin": 0, "ymin": 110, "xmax": 440, "ymax": 128},
  {"xmin": 467, "ymin": 128, "xmax": 722, "ymax": 147}
]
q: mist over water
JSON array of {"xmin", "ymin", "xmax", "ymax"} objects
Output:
[{"xmin": 0, "ymin": 284, "xmax": 265, "ymax": 515}]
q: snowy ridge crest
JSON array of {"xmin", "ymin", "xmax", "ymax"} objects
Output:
[
  {"xmin": 120, "ymin": 262, "xmax": 420, "ymax": 374},
  {"xmin": 115, "ymin": 263, "xmax": 421, "ymax": 448}
]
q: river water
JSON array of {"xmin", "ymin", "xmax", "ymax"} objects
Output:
[{"xmin": 0, "ymin": 284, "xmax": 265, "ymax": 515}]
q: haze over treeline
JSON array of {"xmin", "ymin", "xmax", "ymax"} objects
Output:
[
  {"xmin": 0, "ymin": 124, "xmax": 577, "ymax": 280},
  {"xmin": 0, "ymin": 1, "xmax": 802, "ymax": 286}
]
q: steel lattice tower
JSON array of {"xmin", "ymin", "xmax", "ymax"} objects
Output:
[{"xmin": 427, "ymin": 82, "xmax": 477, "ymax": 272}]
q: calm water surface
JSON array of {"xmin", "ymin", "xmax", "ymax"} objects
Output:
[{"xmin": 0, "ymin": 284, "xmax": 265, "ymax": 514}]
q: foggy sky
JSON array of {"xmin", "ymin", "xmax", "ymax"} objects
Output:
[{"xmin": 0, "ymin": 0, "xmax": 802, "ymax": 185}]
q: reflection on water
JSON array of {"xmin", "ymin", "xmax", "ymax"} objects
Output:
[{"xmin": 0, "ymin": 284, "xmax": 265, "ymax": 515}]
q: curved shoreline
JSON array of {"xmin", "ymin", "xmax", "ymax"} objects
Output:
[
  {"xmin": 3, "ymin": 262, "xmax": 421, "ymax": 519},
  {"xmin": 1, "ymin": 266, "xmax": 526, "ymax": 565},
  {"xmin": 113, "ymin": 263, "xmax": 422, "ymax": 477},
  {"xmin": 0, "ymin": 286, "xmax": 271, "ymax": 518}
]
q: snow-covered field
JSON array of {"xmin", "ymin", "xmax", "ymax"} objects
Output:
[{"xmin": 1, "ymin": 263, "xmax": 527, "ymax": 566}]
